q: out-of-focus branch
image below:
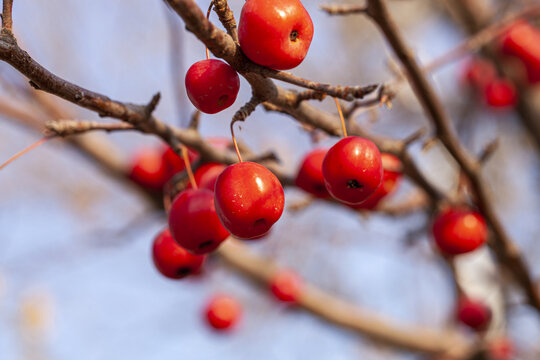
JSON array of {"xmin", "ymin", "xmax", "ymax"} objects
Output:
[
  {"xmin": 320, "ymin": 4, "xmax": 367, "ymax": 15},
  {"xmin": 218, "ymin": 239, "xmax": 472, "ymax": 358},
  {"xmin": 363, "ymin": 0, "xmax": 540, "ymax": 312}
]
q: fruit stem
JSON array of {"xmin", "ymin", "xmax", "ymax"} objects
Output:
[
  {"xmin": 230, "ymin": 120, "xmax": 243, "ymax": 163},
  {"xmin": 0, "ymin": 135, "xmax": 54, "ymax": 171},
  {"xmin": 205, "ymin": 0, "xmax": 214, "ymax": 60},
  {"xmin": 181, "ymin": 145, "xmax": 198, "ymax": 189},
  {"xmin": 334, "ymin": 97, "xmax": 348, "ymax": 137}
]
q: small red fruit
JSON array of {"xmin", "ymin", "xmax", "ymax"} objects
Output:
[
  {"xmin": 214, "ymin": 162, "xmax": 285, "ymax": 239},
  {"xmin": 168, "ymin": 189, "xmax": 230, "ymax": 254},
  {"xmin": 462, "ymin": 58, "xmax": 496, "ymax": 90},
  {"xmin": 270, "ymin": 270, "xmax": 303, "ymax": 303},
  {"xmin": 295, "ymin": 148, "xmax": 329, "ymax": 198},
  {"xmin": 487, "ymin": 337, "xmax": 514, "ymax": 360},
  {"xmin": 185, "ymin": 59, "xmax": 240, "ymax": 114},
  {"xmin": 457, "ymin": 298, "xmax": 491, "ymax": 331},
  {"xmin": 238, "ymin": 0, "xmax": 314, "ymax": 70},
  {"xmin": 152, "ymin": 228, "xmax": 205, "ymax": 279},
  {"xmin": 129, "ymin": 147, "xmax": 169, "ymax": 191},
  {"xmin": 162, "ymin": 146, "xmax": 199, "ymax": 181},
  {"xmin": 187, "ymin": 162, "xmax": 227, "ymax": 192},
  {"xmin": 350, "ymin": 153, "xmax": 402, "ymax": 210},
  {"xmin": 500, "ymin": 21, "xmax": 540, "ymax": 84},
  {"xmin": 322, "ymin": 136, "xmax": 383, "ymax": 205},
  {"xmin": 484, "ymin": 78, "xmax": 517, "ymax": 108},
  {"xmin": 432, "ymin": 208, "xmax": 487, "ymax": 255},
  {"xmin": 205, "ymin": 295, "xmax": 241, "ymax": 331}
]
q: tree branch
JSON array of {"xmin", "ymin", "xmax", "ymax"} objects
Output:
[
  {"xmin": 364, "ymin": 0, "xmax": 540, "ymax": 312},
  {"xmin": 1, "ymin": 0, "xmax": 13, "ymax": 35}
]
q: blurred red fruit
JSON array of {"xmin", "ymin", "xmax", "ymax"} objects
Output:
[
  {"xmin": 484, "ymin": 78, "xmax": 517, "ymax": 108},
  {"xmin": 432, "ymin": 208, "xmax": 487, "ymax": 255},
  {"xmin": 205, "ymin": 295, "xmax": 241, "ymax": 331},
  {"xmin": 457, "ymin": 298, "xmax": 491, "ymax": 331},
  {"xmin": 295, "ymin": 148, "xmax": 329, "ymax": 198},
  {"xmin": 270, "ymin": 270, "xmax": 303, "ymax": 303}
]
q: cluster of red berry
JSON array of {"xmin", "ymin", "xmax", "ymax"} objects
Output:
[{"xmin": 462, "ymin": 20, "xmax": 540, "ymax": 109}]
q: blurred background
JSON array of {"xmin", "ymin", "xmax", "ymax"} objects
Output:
[{"xmin": 0, "ymin": 0, "xmax": 539, "ymax": 359}]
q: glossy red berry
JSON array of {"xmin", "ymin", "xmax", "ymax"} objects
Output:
[
  {"xmin": 295, "ymin": 148, "xmax": 329, "ymax": 198},
  {"xmin": 214, "ymin": 162, "xmax": 285, "ymax": 240},
  {"xmin": 238, "ymin": 0, "xmax": 314, "ymax": 70},
  {"xmin": 322, "ymin": 136, "xmax": 383, "ymax": 205},
  {"xmin": 187, "ymin": 163, "xmax": 227, "ymax": 192},
  {"xmin": 270, "ymin": 270, "xmax": 303, "ymax": 303},
  {"xmin": 152, "ymin": 228, "xmax": 205, "ymax": 279},
  {"xmin": 205, "ymin": 295, "xmax": 241, "ymax": 331},
  {"xmin": 349, "ymin": 153, "xmax": 402, "ymax": 210},
  {"xmin": 432, "ymin": 208, "xmax": 487, "ymax": 255},
  {"xmin": 129, "ymin": 147, "xmax": 170, "ymax": 191},
  {"xmin": 457, "ymin": 298, "xmax": 491, "ymax": 331},
  {"xmin": 168, "ymin": 189, "xmax": 230, "ymax": 254},
  {"xmin": 484, "ymin": 78, "xmax": 517, "ymax": 108},
  {"xmin": 185, "ymin": 59, "xmax": 240, "ymax": 114}
]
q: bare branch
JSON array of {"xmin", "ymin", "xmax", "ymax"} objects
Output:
[
  {"xmin": 213, "ymin": 0, "xmax": 238, "ymax": 42},
  {"xmin": 1, "ymin": 0, "xmax": 13, "ymax": 34},
  {"xmin": 320, "ymin": 4, "xmax": 367, "ymax": 15},
  {"xmin": 46, "ymin": 120, "xmax": 135, "ymax": 137},
  {"xmin": 365, "ymin": 0, "xmax": 540, "ymax": 312}
]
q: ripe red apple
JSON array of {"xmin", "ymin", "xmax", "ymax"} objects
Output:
[
  {"xmin": 152, "ymin": 228, "xmax": 205, "ymax": 279},
  {"xmin": 168, "ymin": 189, "xmax": 230, "ymax": 254},
  {"xmin": 185, "ymin": 59, "xmax": 240, "ymax": 114},
  {"xmin": 349, "ymin": 153, "xmax": 402, "ymax": 210},
  {"xmin": 270, "ymin": 270, "xmax": 303, "ymax": 303},
  {"xmin": 457, "ymin": 298, "xmax": 491, "ymax": 331},
  {"xmin": 238, "ymin": 0, "xmax": 314, "ymax": 70},
  {"xmin": 295, "ymin": 148, "xmax": 329, "ymax": 198},
  {"xmin": 205, "ymin": 295, "xmax": 241, "ymax": 331},
  {"xmin": 214, "ymin": 162, "xmax": 285, "ymax": 240},
  {"xmin": 432, "ymin": 208, "xmax": 487, "ymax": 255},
  {"xmin": 322, "ymin": 136, "xmax": 383, "ymax": 205}
]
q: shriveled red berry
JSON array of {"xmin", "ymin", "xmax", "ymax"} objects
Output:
[
  {"xmin": 152, "ymin": 228, "xmax": 205, "ymax": 279},
  {"xmin": 214, "ymin": 162, "xmax": 285, "ymax": 240},
  {"xmin": 187, "ymin": 162, "xmax": 227, "ymax": 192},
  {"xmin": 129, "ymin": 147, "xmax": 169, "ymax": 191},
  {"xmin": 238, "ymin": 0, "xmax": 314, "ymax": 70},
  {"xmin": 432, "ymin": 208, "xmax": 487, "ymax": 255},
  {"xmin": 457, "ymin": 298, "xmax": 491, "ymax": 331},
  {"xmin": 205, "ymin": 295, "xmax": 241, "ymax": 331},
  {"xmin": 484, "ymin": 78, "xmax": 517, "ymax": 108},
  {"xmin": 322, "ymin": 136, "xmax": 383, "ymax": 205},
  {"xmin": 168, "ymin": 189, "xmax": 230, "ymax": 254},
  {"xmin": 270, "ymin": 270, "xmax": 303, "ymax": 303},
  {"xmin": 295, "ymin": 148, "xmax": 329, "ymax": 198},
  {"xmin": 185, "ymin": 59, "xmax": 240, "ymax": 114},
  {"xmin": 349, "ymin": 153, "xmax": 402, "ymax": 210}
]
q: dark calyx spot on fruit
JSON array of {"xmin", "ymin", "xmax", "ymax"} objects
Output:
[
  {"xmin": 254, "ymin": 218, "xmax": 267, "ymax": 228},
  {"xmin": 217, "ymin": 94, "xmax": 229, "ymax": 106},
  {"xmin": 176, "ymin": 267, "xmax": 191, "ymax": 277},
  {"xmin": 347, "ymin": 179, "xmax": 363, "ymax": 189},
  {"xmin": 314, "ymin": 184, "xmax": 327, "ymax": 195},
  {"xmin": 290, "ymin": 30, "xmax": 299, "ymax": 42},
  {"xmin": 198, "ymin": 240, "xmax": 214, "ymax": 250}
]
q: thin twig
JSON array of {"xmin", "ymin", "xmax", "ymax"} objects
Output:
[
  {"xmin": 46, "ymin": 120, "xmax": 135, "ymax": 137},
  {"xmin": 1, "ymin": 0, "xmax": 13, "ymax": 34}
]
